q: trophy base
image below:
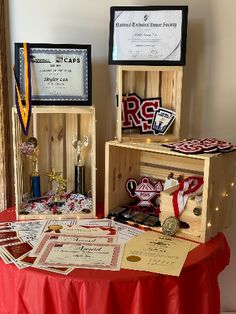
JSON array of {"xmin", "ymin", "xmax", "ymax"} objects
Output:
[
  {"xmin": 48, "ymin": 201, "xmax": 65, "ymax": 208},
  {"xmin": 26, "ymin": 195, "xmax": 47, "ymax": 203}
]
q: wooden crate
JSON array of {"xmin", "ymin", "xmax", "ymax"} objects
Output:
[
  {"xmin": 12, "ymin": 106, "xmax": 96, "ymax": 220},
  {"xmin": 116, "ymin": 65, "xmax": 183, "ymax": 142},
  {"xmin": 105, "ymin": 140, "xmax": 236, "ymax": 243}
]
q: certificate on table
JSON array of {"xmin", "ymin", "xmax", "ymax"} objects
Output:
[
  {"xmin": 18, "ymin": 255, "xmax": 73, "ymax": 275},
  {"xmin": 34, "ymin": 242, "xmax": 124, "ymax": 271},
  {"xmin": 0, "ymin": 231, "xmax": 18, "ymax": 240},
  {"xmin": 42, "ymin": 224, "xmax": 117, "ymax": 237},
  {"xmin": 113, "ymin": 221, "xmax": 144, "ymax": 244},
  {"xmin": 109, "ymin": 6, "xmax": 188, "ymax": 65},
  {"xmin": 122, "ymin": 231, "xmax": 191, "ymax": 276},
  {"xmin": 0, "ymin": 237, "xmax": 24, "ymax": 264},
  {"xmin": 1, "ymin": 242, "xmax": 33, "ymax": 261},
  {"xmin": 30, "ymin": 233, "xmax": 116, "ymax": 256},
  {"xmin": 41, "ymin": 219, "xmax": 116, "ymax": 235}
]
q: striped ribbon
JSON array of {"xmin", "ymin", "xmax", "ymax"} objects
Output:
[
  {"xmin": 172, "ymin": 176, "xmax": 204, "ymax": 217},
  {"xmin": 14, "ymin": 42, "xmax": 32, "ymax": 135}
]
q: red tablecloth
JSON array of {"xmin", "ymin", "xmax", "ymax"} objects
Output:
[{"xmin": 0, "ymin": 208, "xmax": 230, "ymax": 314}]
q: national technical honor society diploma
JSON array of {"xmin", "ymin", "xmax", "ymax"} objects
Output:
[{"xmin": 112, "ymin": 10, "xmax": 182, "ymax": 61}]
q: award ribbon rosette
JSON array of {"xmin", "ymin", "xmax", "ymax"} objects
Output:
[
  {"xmin": 14, "ymin": 42, "xmax": 32, "ymax": 136},
  {"xmin": 162, "ymin": 176, "xmax": 204, "ymax": 236}
]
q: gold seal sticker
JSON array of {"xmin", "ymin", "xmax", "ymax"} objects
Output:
[
  {"xmin": 46, "ymin": 225, "xmax": 63, "ymax": 233},
  {"xmin": 126, "ymin": 255, "xmax": 141, "ymax": 262},
  {"xmin": 162, "ymin": 216, "xmax": 180, "ymax": 236}
]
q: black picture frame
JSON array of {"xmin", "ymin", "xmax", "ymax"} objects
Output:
[
  {"xmin": 15, "ymin": 43, "xmax": 92, "ymax": 106},
  {"xmin": 108, "ymin": 6, "xmax": 188, "ymax": 66}
]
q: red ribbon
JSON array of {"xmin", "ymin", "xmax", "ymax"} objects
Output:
[{"xmin": 172, "ymin": 176, "xmax": 204, "ymax": 217}]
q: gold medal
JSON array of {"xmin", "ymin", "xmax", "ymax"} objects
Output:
[{"xmin": 162, "ymin": 216, "xmax": 180, "ymax": 236}]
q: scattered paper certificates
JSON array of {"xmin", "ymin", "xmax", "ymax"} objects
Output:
[
  {"xmin": 0, "ymin": 218, "xmax": 195, "ymax": 276},
  {"xmin": 122, "ymin": 231, "xmax": 191, "ymax": 276},
  {"xmin": 0, "ymin": 218, "xmax": 144, "ymax": 274}
]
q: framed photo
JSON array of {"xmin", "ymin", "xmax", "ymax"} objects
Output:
[
  {"xmin": 15, "ymin": 43, "xmax": 92, "ymax": 105},
  {"xmin": 109, "ymin": 6, "xmax": 188, "ymax": 66}
]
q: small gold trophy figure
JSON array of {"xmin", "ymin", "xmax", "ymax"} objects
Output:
[
  {"xmin": 19, "ymin": 137, "xmax": 41, "ymax": 198},
  {"xmin": 46, "ymin": 169, "xmax": 67, "ymax": 206},
  {"xmin": 72, "ymin": 135, "xmax": 89, "ymax": 194}
]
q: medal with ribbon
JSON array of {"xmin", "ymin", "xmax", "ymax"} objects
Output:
[
  {"xmin": 14, "ymin": 42, "xmax": 32, "ymax": 136},
  {"xmin": 172, "ymin": 176, "xmax": 204, "ymax": 217},
  {"xmin": 162, "ymin": 176, "xmax": 203, "ymax": 236}
]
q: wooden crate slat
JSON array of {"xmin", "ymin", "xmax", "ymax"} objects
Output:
[
  {"xmin": 50, "ymin": 113, "xmax": 64, "ymax": 190},
  {"xmin": 134, "ymin": 71, "xmax": 146, "ymax": 98},
  {"xmin": 117, "ymin": 67, "xmax": 123, "ymax": 141},
  {"xmin": 119, "ymin": 65, "xmax": 181, "ymax": 72},
  {"xmin": 160, "ymin": 71, "xmax": 175, "ymax": 110},
  {"xmin": 37, "ymin": 113, "xmax": 51, "ymax": 193},
  {"xmin": 12, "ymin": 110, "xmax": 21, "ymax": 211},
  {"xmin": 105, "ymin": 143, "xmax": 140, "ymax": 213},
  {"xmin": 79, "ymin": 113, "xmax": 92, "ymax": 193},
  {"xmin": 202, "ymin": 153, "xmax": 236, "ymax": 242},
  {"xmin": 123, "ymin": 71, "xmax": 135, "ymax": 94},
  {"xmin": 172, "ymin": 69, "xmax": 183, "ymax": 138},
  {"xmin": 65, "ymin": 113, "xmax": 78, "ymax": 192},
  {"xmin": 146, "ymin": 71, "xmax": 160, "ymax": 98},
  {"xmin": 120, "ymin": 133, "xmax": 179, "ymax": 143},
  {"xmin": 140, "ymin": 165, "xmax": 201, "ymax": 182},
  {"xmin": 140, "ymin": 151, "xmax": 204, "ymax": 173}
]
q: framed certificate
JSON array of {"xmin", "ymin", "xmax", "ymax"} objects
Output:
[
  {"xmin": 15, "ymin": 43, "xmax": 92, "ymax": 105},
  {"xmin": 109, "ymin": 6, "xmax": 188, "ymax": 65}
]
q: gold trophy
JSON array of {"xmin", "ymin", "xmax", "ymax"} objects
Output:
[
  {"xmin": 72, "ymin": 135, "xmax": 89, "ymax": 194},
  {"xmin": 46, "ymin": 169, "xmax": 67, "ymax": 207}
]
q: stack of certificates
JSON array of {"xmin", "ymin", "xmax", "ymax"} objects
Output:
[{"xmin": 0, "ymin": 219, "xmax": 143, "ymax": 274}]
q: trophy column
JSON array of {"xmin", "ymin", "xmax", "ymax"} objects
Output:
[
  {"xmin": 31, "ymin": 173, "xmax": 41, "ymax": 197},
  {"xmin": 75, "ymin": 164, "xmax": 85, "ymax": 194},
  {"xmin": 29, "ymin": 137, "xmax": 41, "ymax": 197},
  {"xmin": 72, "ymin": 135, "xmax": 89, "ymax": 195}
]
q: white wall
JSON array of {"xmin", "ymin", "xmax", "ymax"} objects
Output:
[{"xmin": 6, "ymin": 0, "xmax": 236, "ymax": 311}]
